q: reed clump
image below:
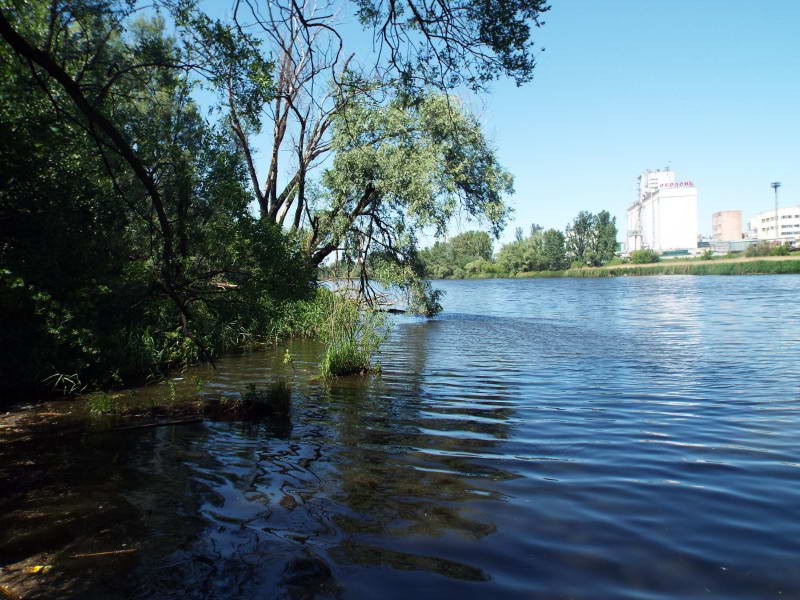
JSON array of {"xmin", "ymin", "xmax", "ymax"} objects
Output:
[{"xmin": 315, "ymin": 292, "xmax": 390, "ymax": 378}]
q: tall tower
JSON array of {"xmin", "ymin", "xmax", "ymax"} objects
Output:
[{"xmin": 771, "ymin": 182, "xmax": 781, "ymax": 241}]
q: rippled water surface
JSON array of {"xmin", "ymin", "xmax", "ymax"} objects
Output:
[{"xmin": 3, "ymin": 276, "xmax": 800, "ymax": 599}]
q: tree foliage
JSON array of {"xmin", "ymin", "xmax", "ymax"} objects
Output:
[
  {"xmin": 308, "ymin": 92, "xmax": 512, "ymax": 308},
  {"xmin": 496, "ymin": 226, "xmax": 566, "ymax": 273},
  {"xmin": 566, "ymin": 210, "xmax": 618, "ymax": 266},
  {"xmin": 0, "ymin": 1, "xmax": 312, "ymax": 395},
  {"xmin": 196, "ymin": 0, "xmax": 539, "ymax": 310},
  {"xmin": 0, "ymin": 0, "xmax": 546, "ymax": 393},
  {"xmin": 352, "ymin": 0, "xmax": 550, "ymax": 92},
  {"xmin": 421, "ymin": 211, "xmax": 619, "ymax": 278},
  {"xmin": 419, "ymin": 231, "xmax": 494, "ymax": 279}
]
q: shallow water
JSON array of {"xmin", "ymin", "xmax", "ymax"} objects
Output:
[{"xmin": 2, "ymin": 275, "xmax": 800, "ymax": 599}]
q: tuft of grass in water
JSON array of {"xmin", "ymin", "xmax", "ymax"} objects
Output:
[
  {"xmin": 86, "ymin": 391, "xmax": 118, "ymax": 416},
  {"xmin": 44, "ymin": 372, "xmax": 84, "ymax": 395},
  {"xmin": 316, "ymin": 294, "xmax": 390, "ymax": 378},
  {"xmin": 166, "ymin": 379, "xmax": 177, "ymax": 404},
  {"xmin": 320, "ymin": 339, "xmax": 383, "ymax": 378}
]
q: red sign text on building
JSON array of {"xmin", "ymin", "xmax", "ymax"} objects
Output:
[{"xmin": 659, "ymin": 181, "xmax": 695, "ymax": 188}]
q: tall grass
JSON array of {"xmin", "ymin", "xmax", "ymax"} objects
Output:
[
  {"xmin": 514, "ymin": 259, "xmax": 800, "ymax": 278},
  {"xmin": 315, "ymin": 292, "xmax": 391, "ymax": 378}
]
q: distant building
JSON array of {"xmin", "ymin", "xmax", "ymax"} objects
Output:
[
  {"xmin": 711, "ymin": 210, "xmax": 742, "ymax": 242},
  {"xmin": 747, "ymin": 205, "xmax": 800, "ymax": 242},
  {"xmin": 626, "ymin": 168, "xmax": 698, "ymax": 252}
]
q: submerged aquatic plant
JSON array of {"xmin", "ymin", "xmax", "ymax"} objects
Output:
[
  {"xmin": 204, "ymin": 381, "xmax": 291, "ymax": 419},
  {"xmin": 86, "ymin": 391, "xmax": 118, "ymax": 416}
]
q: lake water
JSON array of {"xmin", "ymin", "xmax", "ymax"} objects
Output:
[{"xmin": 2, "ymin": 276, "xmax": 800, "ymax": 599}]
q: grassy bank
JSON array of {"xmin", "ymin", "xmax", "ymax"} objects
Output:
[{"xmin": 512, "ymin": 258, "xmax": 800, "ymax": 279}]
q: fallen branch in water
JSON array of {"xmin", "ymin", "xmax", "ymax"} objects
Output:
[
  {"xmin": 110, "ymin": 418, "xmax": 203, "ymax": 432},
  {"xmin": 70, "ymin": 549, "xmax": 138, "ymax": 559}
]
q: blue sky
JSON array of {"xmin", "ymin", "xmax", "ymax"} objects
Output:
[
  {"xmin": 466, "ymin": 0, "xmax": 800, "ymax": 244},
  {"xmin": 195, "ymin": 1, "xmax": 799, "ymax": 246}
]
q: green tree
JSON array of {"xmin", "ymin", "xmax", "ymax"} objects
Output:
[
  {"xmin": 495, "ymin": 225, "xmax": 564, "ymax": 273},
  {"xmin": 308, "ymin": 93, "xmax": 512, "ymax": 309},
  {"xmin": 419, "ymin": 231, "xmax": 493, "ymax": 276},
  {"xmin": 351, "ymin": 0, "xmax": 550, "ymax": 92},
  {"xmin": 450, "ymin": 232, "xmax": 494, "ymax": 264},
  {"xmin": 203, "ymin": 0, "xmax": 547, "ymax": 307},
  {"xmin": 541, "ymin": 229, "xmax": 567, "ymax": 270},
  {"xmin": 0, "ymin": 3, "xmax": 312, "ymax": 394},
  {"xmin": 566, "ymin": 211, "xmax": 596, "ymax": 266},
  {"xmin": 591, "ymin": 210, "xmax": 618, "ymax": 265},
  {"xmin": 496, "ymin": 240, "xmax": 528, "ymax": 274},
  {"xmin": 565, "ymin": 210, "xmax": 618, "ymax": 266}
]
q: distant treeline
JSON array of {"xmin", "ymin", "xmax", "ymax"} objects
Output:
[{"xmin": 419, "ymin": 211, "xmax": 618, "ymax": 279}]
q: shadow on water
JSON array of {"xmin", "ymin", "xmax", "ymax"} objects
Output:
[
  {"xmin": 0, "ymin": 415, "xmax": 213, "ymax": 599},
  {"xmin": 1, "ymin": 316, "xmax": 517, "ymax": 598}
]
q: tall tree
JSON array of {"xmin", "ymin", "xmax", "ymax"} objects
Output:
[
  {"xmin": 592, "ymin": 210, "xmax": 618, "ymax": 265},
  {"xmin": 0, "ymin": 2, "xmax": 272, "ymax": 343},
  {"xmin": 449, "ymin": 231, "xmax": 494, "ymax": 264},
  {"xmin": 0, "ymin": 2, "xmax": 311, "ymax": 392},
  {"xmin": 541, "ymin": 229, "xmax": 567, "ymax": 270},
  {"xmin": 182, "ymin": 0, "xmax": 547, "ymax": 308},
  {"xmin": 311, "ymin": 92, "xmax": 512, "ymax": 305},
  {"xmin": 566, "ymin": 210, "xmax": 596, "ymax": 266},
  {"xmin": 418, "ymin": 231, "xmax": 493, "ymax": 277}
]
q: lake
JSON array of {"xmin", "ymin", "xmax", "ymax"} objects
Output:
[{"xmin": 2, "ymin": 275, "xmax": 799, "ymax": 599}]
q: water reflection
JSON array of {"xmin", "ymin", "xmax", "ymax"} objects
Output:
[{"xmin": 2, "ymin": 276, "xmax": 800, "ymax": 599}]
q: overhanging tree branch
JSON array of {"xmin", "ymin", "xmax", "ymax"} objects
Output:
[{"xmin": 0, "ymin": 9, "xmax": 176, "ymax": 277}]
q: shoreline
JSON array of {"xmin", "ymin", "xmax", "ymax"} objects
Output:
[{"xmin": 433, "ymin": 257, "xmax": 800, "ymax": 280}]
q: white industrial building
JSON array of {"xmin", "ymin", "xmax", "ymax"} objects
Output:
[
  {"xmin": 746, "ymin": 205, "xmax": 800, "ymax": 242},
  {"xmin": 626, "ymin": 168, "xmax": 698, "ymax": 252}
]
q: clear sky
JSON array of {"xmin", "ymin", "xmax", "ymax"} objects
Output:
[
  {"xmin": 463, "ymin": 0, "xmax": 800, "ymax": 245},
  {"xmin": 196, "ymin": 1, "xmax": 800, "ymax": 247}
]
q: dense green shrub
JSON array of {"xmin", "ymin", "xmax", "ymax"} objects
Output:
[
  {"xmin": 0, "ymin": 12, "xmax": 324, "ymax": 398},
  {"xmin": 745, "ymin": 242, "xmax": 771, "ymax": 257},
  {"xmin": 743, "ymin": 241, "xmax": 790, "ymax": 257},
  {"xmin": 605, "ymin": 257, "xmax": 628, "ymax": 265},
  {"xmin": 629, "ymin": 249, "xmax": 661, "ymax": 264}
]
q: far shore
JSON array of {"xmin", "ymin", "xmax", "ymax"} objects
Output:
[{"xmin": 434, "ymin": 256, "xmax": 800, "ymax": 280}]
